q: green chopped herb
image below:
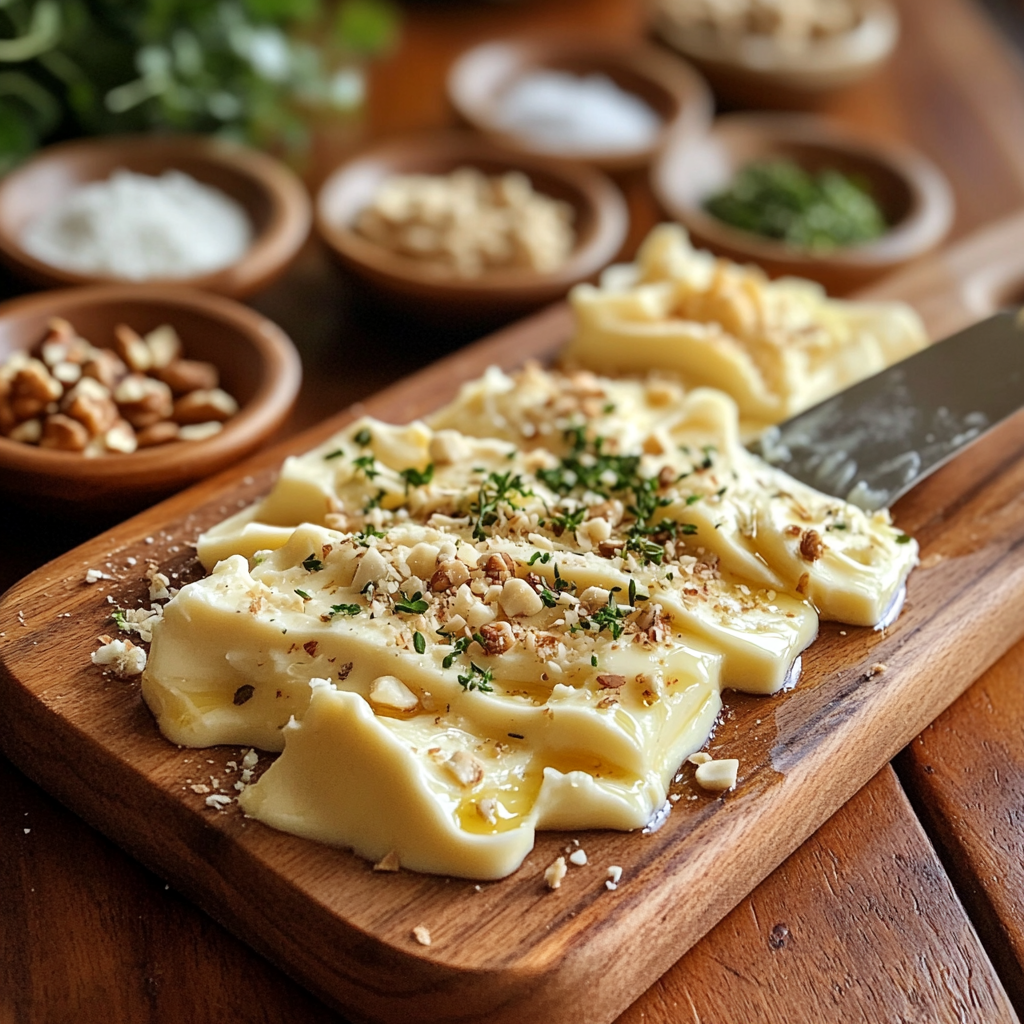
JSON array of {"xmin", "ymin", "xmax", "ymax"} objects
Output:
[
  {"xmin": 329, "ymin": 603, "xmax": 361, "ymax": 617},
  {"xmin": 550, "ymin": 507, "xmax": 586, "ymax": 536},
  {"xmin": 394, "ymin": 591, "xmax": 429, "ymax": 614},
  {"xmin": 458, "ymin": 662, "xmax": 494, "ymax": 693},
  {"xmin": 399, "ymin": 463, "xmax": 435, "ymax": 490},
  {"xmin": 685, "ymin": 494, "xmax": 701, "ymax": 505},
  {"xmin": 355, "ymin": 527, "xmax": 385, "ymax": 546},
  {"xmin": 111, "ymin": 609, "xmax": 128, "ymax": 631},
  {"xmin": 294, "ymin": 589, "xmax": 311, "ymax": 600},
  {"xmin": 324, "ymin": 449, "xmax": 344, "ymax": 460},
  {"xmin": 470, "ymin": 470, "xmax": 532, "ymax": 541},
  {"xmin": 354, "ymin": 427, "xmax": 372, "ymax": 447},
  {"xmin": 602, "ymin": 402, "xmax": 616, "ymax": 414},
  {"xmin": 704, "ymin": 159, "xmax": 887, "ymax": 251},
  {"xmin": 679, "ymin": 523, "xmax": 698, "ymax": 535},
  {"xmin": 590, "ymin": 593, "xmax": 624, "ymax": 640},
  {"xmin": 528, "ymin": 550, "xmax": 552, "ymax": 565},
  {"xmin": 628, "ymin": 579, "xmax": 636, "ymax": 606},
  {"xmin": 832, "ymin": 522, "xmax": 848, "ymax": 530},
  {"xmin": 896, "ymin": 533, "xmax": 912, "ymax": 544},
  {"xmin": 508, "ymin": 732, "xmax": 524, "ymax": 739},
  {"xmin": 353, "ymin": 454, "xmax": 378, "ymax": 479},
  {"xmin": 591, "ymin": 654, "xmax": 598, "ymax": 667},
  {"xmin": 363, "ymin": 489, "xmax": 386, "ymax": 513},
  {"xmin": 441, "ymin": 635, "xmax": 472, "ymax": 669},
  {"xmin": 302, "ymin": 553, "xmax": 323, "ymax": 573},
  {"xmin": 539, "ymin": 588, "xmax": 558, "ymax": 608},
  {"xmin": 413, "ymin": 631, "xmax": 426, "ymax": 654}
]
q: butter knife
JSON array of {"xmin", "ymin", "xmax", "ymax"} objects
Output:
[{"xmin": 749, "ymin": 309, "xmax": 1024, "ymax": 510}]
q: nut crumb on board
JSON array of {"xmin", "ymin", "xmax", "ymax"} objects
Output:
[
  {"xmin": 412, "ymin": 925, "xmax": 432, "ymax": 947},
  {"xmin": 373, "ymin": 850, "xmax": 401, "ymax": 873},
  {"xmin": 694, "ymin": 758, "xmax": 739, "ymax": 793},
  {"xmin": 91, "ymin": 636, "xmax": 146, "ymax": 677},
  {"xmin": 544, "ymin": 856, "xmax": 567, "ymax": 890}
]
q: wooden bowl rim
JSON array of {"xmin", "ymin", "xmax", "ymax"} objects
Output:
[
  {"xmin": 0, "ymin": 135, "xmax": 312, "ymax": 299},
  {"xmin": 0, "ymin": 284, "xmax": 301, "ymax": 485},
  {"xmin": 652, "ymin": 0, "xmax": 898, "ymax": 77},
  {"xmin": 315, "ymin": 131, "xmax": 629, "ymax": 300},
  {"xmin": 650, "ymin": 112, "xmax": 954, "ymax": 272},
  {"xmin": 446, "ymin": 37, "xmax": 713, "ymax": 171}
]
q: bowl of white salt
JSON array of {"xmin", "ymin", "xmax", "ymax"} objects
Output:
[
  {"xmin": 0, "ymin": 135, "xmax": 311, "ymax": 298},
  {"xmin": 447, "ymin": 38, "xmax": 713, "ymax": 173}
]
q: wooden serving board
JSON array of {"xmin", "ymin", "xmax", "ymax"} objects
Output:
[{"xmin": 4, "ymin": 213, "xmax": 1024, "ymax": 1024}]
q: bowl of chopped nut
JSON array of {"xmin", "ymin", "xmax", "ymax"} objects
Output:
[
  {"xmin": 315, "ymin": 132, "xmax": 629, "ymax": 318},
  {"xmin": 0, "ymin": 285, "xmax": 301, "ymax": 513},
  {"xmin": 651, "ymin": 0, "xmax": 899, "ymax": 108},
  {"xmin": 651, "ymin": 112, "xmax": 954, "ymax": 293},
  {"xmin": 447, "ymin": 38, "xmax": 712, "ymax": 172},
  {"xmin": 0, "ymin": 135, "xmax": 312, "ymax": 299}
]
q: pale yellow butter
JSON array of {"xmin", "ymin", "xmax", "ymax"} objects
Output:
[
  {"xmin": 564, "ymin": 225, "xmax": 928, "ymax": 433},
  {"xmin": 144, "ymin": 365, "xmax": 916, "ymax": 879}
]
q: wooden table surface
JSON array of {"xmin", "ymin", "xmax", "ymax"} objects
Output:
[{"xmin": 3, "ymin": 1, "xmax": 1024, "ymax": 1021}]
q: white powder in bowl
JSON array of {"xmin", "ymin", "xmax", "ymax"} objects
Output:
[
  {"xmin": 494, "ymin": 70, "xmax": 662, "ymax": 154},
  {"xmin": 22, "ymin": 169, "xmax": 253, "ymax": 280}
]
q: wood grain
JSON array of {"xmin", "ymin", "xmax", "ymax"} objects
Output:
[
  {"xmin": 3, "ymin": 228, "xmax": 1024, "ymax": 1023},
  {"xmin": 617, "ymin": 767, "xmax": 1019, "ymax": 1024},
  {"xmin": 5, "ymin": 0, "xmax": 1024, "ymax": 1020},
  {"xmin": 898, "ymin": 642, "xmax": 1024, "ymax": 1011}
]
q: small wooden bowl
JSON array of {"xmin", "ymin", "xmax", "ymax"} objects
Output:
[
  {"xmin": 0, "ymin": 135, "xmax": 312, "ymax": 298},
  {"xmin": 447, "ymin": 38, "xmax": 712, "ymax": 172},
  {"xmin": 0, "ymin": 285, "xmax": 301, "ymax": 514},
  {"xmin": 652, "ymin": 0, "xmax": 899, "ymax": 108},
  {"xmin": 651, "ymin": 113, "xmax": 954, "ymax": 293},
  {"xmin": 316, "ymin": 132, "xmax": 629, "ymax": 317}
]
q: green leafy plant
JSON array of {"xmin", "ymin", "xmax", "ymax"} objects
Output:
[{"xmin": 0, "ymin": 0, "xmax": 399, "ymax": 172}]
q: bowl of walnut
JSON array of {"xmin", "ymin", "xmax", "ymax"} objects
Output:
[
  {"xmin": 0, "ymin": 285, "xmax": 301, "ymax": 514},
  {"xmin": 315, "ymin": 132, "xmax": 629, "ymax": 319}
]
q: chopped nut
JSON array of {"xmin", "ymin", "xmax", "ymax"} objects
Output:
[
  {"xmin": 483, "ymin": 552, "xmax": 515, "ymax": 582},
  {"xmin": 113, "ymin": 324, "xmax": 152, "ymax": 372},
  {"xmin": 499, "ymin": 577, "xmax": 544, "ymax": 618},
  {"xmin": 136, "ymin": 420, "xmax": 180, "ymax": 447},
  {"xmin": 39, "ymin": 413, "xmax": 89, "ymax": 451},
  {"xmin": 205, "ymin": 794, "xmax": 232, "ymax": 811},
  {"xmin": 178, "ymin": 421, "xmax": 223, "ymax": 442},
  {"xmin": 412, "ymin": 925, "xmax": 431, "ymax": 946},
  {"xmin": 476, "ymin": 798, "xmax": 498, "ymax": 825},
  {"xmin": 373, "ymin": 850, "xmax": 401, "ymax": 872},
  {"xmin": 866, "ymin": 662, "xmax": 887, "ymax": 677},
  {"xmin": 694, "ymin": 758, "xmax": 739, "ymax": 792},
  {"xmin": 596, "ymin": 674, "xmax": 626, "ymax": 689},
  {"xmin": 368, "ymin": 674, "xmax": 419, "ymax": 711},
  {"xmin": 430, "ymin": 558, "xmax": 470, "ymax": 592},
  {"xmin": 144, "ymin": 325, "xmax": 182, "ymax": 369},
  {"xmin": 796, "ymin": 572, "xmax": 810, "ymax": 595},
  {"xmin": 103, "ymin": 419, "xmax": 137, "ymax": 454},
  {"xmin": 686, "ymin": 751, "xmax": 712, "ymax": 765},
  {"xmin": 91, "ymin": 637, "xmax": 146, "ymax": 677},
  {"xmin": 62, "ymin": 377, "xmax": 119, "ymax": 435},
  {"xmin": 658, "ymin": 465, "xmax": 677, "ymax": 490},
  {"xmin": 233, "ymin": 684, "xmax": 255, "ymax": 706},
  {"xmin": 8, "ymin": 418, "xmax": 41, "ymax": 444},
  {"xmin": 799, "ymin": 528, "xmax": 825, "ymax": 562},
  {"xmin": 478, "ymin": 620, "xmax": 515, "ymax": 656},
  {"xmin": 568, "ymin": 848, "xmax": 588, "ymax": 866},
  {"xmin": 544, "ymin": 856, "xmax": 567, "ymax": 890},
  {"xmin": 81, "ymin": 349, "xmax": 128, "ymax": 391},
  {"xmin": 444, "ymin": 750, "xmax": 485, "ymax": 788},
  {"xmin": 172, "ymin": 388, "xmax": 238, "ymax": 425},
  {"xmin": 153, "ymin": 358, "xmax": 219, "ymax": 395},
  {"xmin": 114, "ymin": 374, "xmax": 174, "ymax": 428}
]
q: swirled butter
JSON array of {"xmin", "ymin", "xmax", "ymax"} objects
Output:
[
  {"xmin": 143, "ymin": 365, "xmax": 916, "ymax": 879},
  {"xmin": 565, "ymin": 224, "xmax": 928, "ymax": 432}
]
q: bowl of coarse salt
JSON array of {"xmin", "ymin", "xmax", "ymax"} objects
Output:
[
  {"xmin": 447, "ymin": 38, "xmax": 712, "ymax": 172},
  {"xmin": 0, "ymin": 135, "xmax": 312, "ymax": 298}
]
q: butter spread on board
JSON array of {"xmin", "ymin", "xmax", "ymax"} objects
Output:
[
  {"xmin": 564, "ymin": 224, "xmax": 928, "ymax": 433},
  {"xmin": 143, "ymin": 365, "xmax": 916, "ymax": 880}
]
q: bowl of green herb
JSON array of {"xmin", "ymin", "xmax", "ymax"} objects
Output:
[{"xmin": 651, "ymin": 113, "xmax": 953, "ymax": 293}]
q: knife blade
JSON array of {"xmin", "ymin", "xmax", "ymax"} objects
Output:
[{"xmin": 748, "ymin": 309, "xmax": 1024, "ymax": 510}]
